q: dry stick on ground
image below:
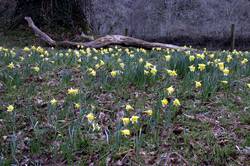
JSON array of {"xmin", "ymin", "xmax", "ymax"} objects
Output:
[{"xmin": 24, "ymin": 16, "xmax": 190, "ymax": 50}]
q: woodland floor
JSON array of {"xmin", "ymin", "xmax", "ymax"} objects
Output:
[{"xmin": 0, "ymin": 30, "xmax": 250, "ymax": 165}]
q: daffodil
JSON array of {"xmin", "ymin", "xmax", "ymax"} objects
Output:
[
  {"xmin": 195, "ymin": 81, "xmax": 202, "ymax": 88},
  {"xmin": 125, "ymin": 104, "xmax": 134, "ymax": 111},
  {"xmin": 121, "ymin": 129, "xmax": 130, "ymax": 136},
  {"xmin": 150, "ymin": 66, "xmax": 157, "ymax": 76},
  {"xmin": 221, "ymin": 80, "xmax": 228, "ymax": 84},
  {"xmin": 198, "ymin": 64, "xmax": 206, "ymax": 71},
  {"xmin": 166, "ymin": 86, "xmax": 175, "ymax": 95},
  {"xmin": 144, "ymin": 70, "xmax": 149, "ymax": 75},
  {"xmin": 209, "ymin": 54, "xmax": 215, "ymax": 59},
  {"xmin": 92, "ymin": 122, "xmax": 101, "ymax": 131},
  {"xmin": 218, "ymin": 62, "xmax": 224, "ymax": 71},
  {"xmin": 167, "ymin": 69, "xmax": 177, "ymax": 76},
  {"xmin": 196, "ymin": 53, "xmax": 205, "ymax": 59},
  {"xmin": 19, "ymin": 56, "xmax": 24, "ymax": 61},
  {"xmin": 165, "ymin": 55, "xmax": 171, "ymax": 61},
  {"xmin": 130, "ymin": 115, "xmax": 139, "ymax": 124},
  {"xmin": 32, "ymin": 66, "xmax": 40, "ymax": 72},
  {"xmin": 50, "ymin": 98, "xmax": 57, "ymax": 106},
  {"xmin": 111, "ymin": 70, "xmax": 118, "ymax": 78},
  {"xmin": 189, "ymin": 55, "xmax": 195, "ymax": 61},
  {"xmin": 145, "ymin": 62, "xmax": 153, "ymax": 69},
  {"xmin": 88, "ymin": 68, "xmax": 96, "ymax": 76},
  {"xmin": 23, "ymin": 47, "xmax": 30, "ymax": 52},
  {"xmin": 119, "ymin": 63, "xmax": 125, "ymax": 69},
  {"xmin": 223, "ymin": 68, "xmax": 230, "ymax": 76},
  {"xmin": 7, "ymin": 105, "xmax": 14, "ymax": 112},
  {"xmin": 122, "ymin": 118, "xmax": 130, "ymax": 126},
  {"xmin": 99, "ymin": 60, "xmax": 105, "ymax": 66},
  {"xmin": 7, "ymin": 62, "xmax": 15, "ymax": 69},
  {"xmin": 86, "ymin": 113, "xmax": 95, "ymax": 122},
  {"xmin": 161, "ymin": 98, "xmax": 168, "ymax": 107},
  {"xmin": 67, "ymin": 88, "xmax": 79, "ymax": 95},
  {"xmin": 139, "ymin": 58, "xmax": 144, "ymax": 63},
  {"xmin": 74, "ymin": 103, "xmax": 81, "ymax": 109},
  {"xmin": 189, "ymin": 65, "xmax": 195, "ymax": 72},
  {"xmin": 247, "ymin": 83, "xmax": 250, "ymax": 89},
  {"xmin": 143, "ymin": 109, "xmax": 153, "ymax": 116},
  {"xmin": 227, "ymin": 55, "xmax": 233, "ymax": 63},
  {"xmin": 241, "ymin": 58, "xmax": 248, "ymax": 64},
  {"xmin": 173, "ymin": 99, "xmax": 181, "ymax": 107}
]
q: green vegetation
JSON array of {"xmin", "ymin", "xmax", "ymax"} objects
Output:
[{"xmin": 0, "ymin": 46, "xmax": 249, "ymax": 165}]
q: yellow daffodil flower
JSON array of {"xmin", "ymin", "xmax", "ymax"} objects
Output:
[
  {"xmin": 111, "ymin": 70, "xmax": 118, "ymax": 78},
  {"xmin": 167, "ymin": 69, "xmax": 177, "ymax": 76},
  {"xmin": 74, "ymin": 103, "xmax": 81, "ymax": 109},
  {"xmin": 198, "ymin": 64, "xmax": 206, "ymax": 71},
  {"xmin": 223, "ymin": 68, "xmax": 230, "ymax": 76},
  {"xmin": 7, "ymin": 62, "xmax": 15, "ymax": 69},
  {"xmin": 144, "ymin": 109, "xmax": 153, "ymax": 116},
  {"xmin": 32, "ymin": 66, "xmax": 40, "ymax": 72},
  {"xmin": 121, "ymin": 129, "xmax": 130, "ymax": 136},
  {"xmin": 166, "ymin": 86, "xmax": 175, "ymax": 95},
  {"xmin": 122, "ymin": 118, "xmax": 130, "ymax": 126},
  {"xmin": 165, "ymin": 55, "xmax": 171, "ymax": 61},
  {"xmin": 221, "ymin": 80, "xmax": 228, "ymax": 84},
  {"xmin": 67, "ymin": 88, "xmax": 79, "ymax": 95},
  {"xmin": 195, "ymin": 81, "xmax": 202, "ymax": 88},
  {"xmin": 50, "ymin": 98, "xmax": 57, "ymax": 106},
  {"xmin": 189, "ymin": 55, "xmax": 195, "ymax": 61},
  {"xmin": 241, "ymin": 58, "xmax": 248, "ymax": 64},
  {"xmin": 125, "ymin": 104, "xmax": 134, "ymax": 111},
  {"xmin": 173, "ymin": 99, "xmax": 181, "ymax": 107},
  {"xmin": 161, "ymin": 98, "xmax": 168, "ymax": 107},
  {"xmin": 189, "ymin": 65, "xmax": 196, "ymax": 72},
  {"xmin": 86, "ymin": 113, "xmax": 95, "ymax": 122},
  {"xmin": 130, "ymin": 115, "xmax": 139, "ymax": 124},
  {"xmin": 7, "ymin": 105, "xmax": 14, "ymax": 112}
]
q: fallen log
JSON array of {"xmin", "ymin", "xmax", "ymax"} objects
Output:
[{"xmin": 25, "ymin": 16, "xmax": 189, "ymax": 50}]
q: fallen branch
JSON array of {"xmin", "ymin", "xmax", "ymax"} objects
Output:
[{"xmin": 25, "ymin": 16, "xmax": 190, "ymax": 50}]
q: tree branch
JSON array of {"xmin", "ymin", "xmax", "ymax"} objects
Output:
[{"xmin": 25, "ymin": 16, "xmax": 190, "ymax": 50}]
